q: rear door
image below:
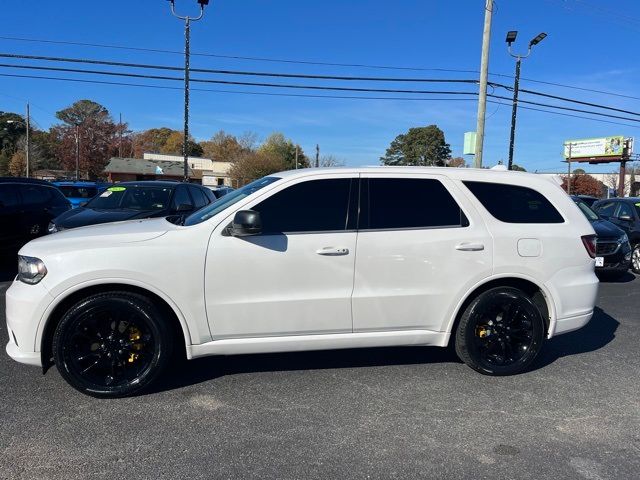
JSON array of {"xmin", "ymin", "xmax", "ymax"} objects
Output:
[
  {"xmin": 16, "ymin": 184, "xmax": 52, "ymax": 238},
  {"xmin": 352, "ymin": 174, "xmax": 493, "ymax": 332},
  {"xmin": 0, "ymin": 184, "xmax": 22, "ymax": 247}
]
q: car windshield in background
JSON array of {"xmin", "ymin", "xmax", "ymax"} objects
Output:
[
  {"xmin": 58, "ymin": 186, "xmax": 98, "ymax": 199},
  {"xmin": 86, "ymin": 186, "xmax": 172, "ymax": 211},
  {"xmin": 574, "ymin": 199, "xmax": 599, "ymax": 221},
  {"xmin": 184, "ymin": 176, "xmax": 280, "ymax": 226}
]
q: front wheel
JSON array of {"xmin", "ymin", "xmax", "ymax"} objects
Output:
[
  {"xmin": 631, "ymin": 245, "xmax": 640, "ymax": 274},
  {"xmin": 455, "ymin": 287, "xmax": 545, "ymax": 376},
  {"xmin": 53, "ymin": 292, "xmax": 173, "ymax": 398}
]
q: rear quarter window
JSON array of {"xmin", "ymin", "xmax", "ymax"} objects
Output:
[{"xmin": 463, "ymin": 181, "xmax": 564, "ymax": 224}]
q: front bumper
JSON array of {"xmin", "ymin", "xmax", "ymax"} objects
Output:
[
  {"xmin": 5, "ymin": 279, "xmax": 54, "ymax": 367},
  {"xmin": 596, "ymin": 241, "xmax": 632, "ymax": 272}
]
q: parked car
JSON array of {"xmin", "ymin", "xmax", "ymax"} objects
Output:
[
  {"xmin": 575, "ymin": 195, "xmax": 599, "ymax": 208},
  {"xmin": 206, "ymin": 185, "xmax": 234, "ymax": 197},
  {"xmin": 52, "ymin": 181, "xmax": 110, "ymax": 208},
  {"xmin": 47, "ymin": 180, "xmax": 216, "ymax": 232},
  {"xmin": 592, "ymin": 197, "xmax": 640, "ymax": 274},
  {"xmin": 571, "ymin": 196, "xmax": 631, "ymax": 276},
  {"xmin": 7, "ymin": 168, "xmax": 599, "ymax": 397},
  {"xmin": 0, "ymin": 177, "xmax": 71, "ymax": 256}
]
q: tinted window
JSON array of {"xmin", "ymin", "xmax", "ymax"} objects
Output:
[
  {"xmin": 464, "ymin": 181, "xmax": 563, "ymax": 223},
  {"xmin": 616, "ymin": 202, "xmax": 634, "ymax": 218},
  {"xmin": 0, "ymin": 185, "xmax": 19, "ymax": 207},
  {"xmin": 361, "ymin": 178, "xmax": 466, "ymax": 230},
  {"xmin": 189, "ymin": 186, "xmax": 208, "ymax": 209},
  {"xmin": 172, "ymin": 186, "xmax": 193, "ymax": 210},
  {"xmin": 58, "ymin": 186, "xmax": 97, "ymax": 199},
  {"xmin": 252, "ymin": 178, "xmax": 353, "ymax": 233},
  {"xmin": 49, "ymin": 188, "xmax": 70, "ymax": 207},
  {"xmin": 18, "ymin": 185, "xmax": 49, "ymax": 206},
  {"xmin": 595, "ymin": 201, "xmax": 616, "ymax": 217}
]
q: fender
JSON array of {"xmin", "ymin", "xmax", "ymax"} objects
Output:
[{"xmin": 34, "ymin": 277, "xmax": 195, "ymax": 357}]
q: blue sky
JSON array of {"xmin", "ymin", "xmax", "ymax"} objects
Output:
[{"xmin": 1, "ymin": 0, "xmax": 639, "ymax": 172}]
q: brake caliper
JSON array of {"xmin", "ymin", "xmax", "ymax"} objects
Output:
[{"xmin": 128, "ymin": 326, "xmax": 143, "ymax": 363}]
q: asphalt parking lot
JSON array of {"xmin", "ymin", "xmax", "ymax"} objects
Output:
[{"xmin": 1, "ymin": 273, "xmax": 639, "ymax": 480}]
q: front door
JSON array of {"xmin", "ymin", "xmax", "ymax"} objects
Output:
[
  {"xmin": 204, "ymin": 175, "xmax": 358, "ymax": 339},
  {"xmin": 352, "ymin": 174, "xmax": 493, "ymax": 332}
]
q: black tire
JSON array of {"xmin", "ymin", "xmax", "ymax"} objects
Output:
[
  {"xmin": 455, "ymin": 287, "xmax": 545, "ymax": 376},
  {"xmin": 631, "ymin": 245, "xmax": 640, "ymax": 274},
  {"xmin": 53, "ymin": 291, "xmax": 173, "ymax": 398}
]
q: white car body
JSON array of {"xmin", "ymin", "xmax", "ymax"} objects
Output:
[{"xmin": 6, "ymin": 167, "xmax": 598, "ymax": 368}]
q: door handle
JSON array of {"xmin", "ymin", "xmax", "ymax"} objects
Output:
[
  {"xmin": 455, "ymin": 242, "xmax": 485, "ymax": 252},
  {"xmin": 316, "ymin": 247, "xmax": 349, "ymax": 256}
]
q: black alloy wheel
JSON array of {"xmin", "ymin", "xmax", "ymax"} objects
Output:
[
  {"xmin": 455, "ymin": 287, "xmax": 545, "ymax": 376},
  {"xmin": 53, "ymin": 292, "xmax": 172, "ymax": 398}
]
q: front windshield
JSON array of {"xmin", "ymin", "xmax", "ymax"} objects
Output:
[
  {"xmin": 87, "ymin": 186, "xmax": 172, "ymax": 211},
  {"xmin": 184, "ymin": 176, "xmax": 280, "ymax": 226},
  {"xmin": 573, "ymin": 199, "xmax": 599, "ymax": 221}
]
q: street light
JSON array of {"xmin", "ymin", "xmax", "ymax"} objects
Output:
[
  {"xmin": 505, "ymin": 30, "xmax": 547, "ymax": 170},
  {"xmin": 168, "ymin": 0, "xmax": 210, "ymax": 182}
]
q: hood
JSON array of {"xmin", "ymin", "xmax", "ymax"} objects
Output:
[
  {"xmin": 21, "ymin": 217, "xmax": 176, "ymax": 256},
  {"xmin": 53, "ymin": 207, "xmax": 163, "ymax": 229},
  {"xmin": 591, "ymin": 219, "xmax": 625, "ymax": 239}
]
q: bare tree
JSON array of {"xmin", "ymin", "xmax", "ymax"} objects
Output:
[{"xmin": 319, "ymin": 154, "xmax": 345, "ymax": 167}]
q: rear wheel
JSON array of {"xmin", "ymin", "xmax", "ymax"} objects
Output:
[
  {"xmin": 53, "ymin": 292, "xmax": 173, "ymax": 398},
  {"xmin": 631, "ymin": 245, "xmax": 640, "ymax": 274},
  {"xmin": 455, "ymin": 287, "xmax": 545, "ymax": 376}
]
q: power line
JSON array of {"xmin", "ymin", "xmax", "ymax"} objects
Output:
[
  {"xmin": 1, "ymin": 34, "xmax": 639, "ymax": 101},
  {"xmin": 0, "ymin": 63, "xmax": 480, "ymax": 95},
  {"xmin": 2, "ymin": 71, "xmax": 639, "ymax": 131},
  {"xmin": 1, "ymin": 52, "xmax": 638, "ymax": 118}
]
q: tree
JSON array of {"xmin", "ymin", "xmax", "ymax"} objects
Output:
[
  {"xmin": 8, "ymin": 150, "xmax": 26, "ymax": 176},
  {"xmin": 381, "ymin": 125, "xmax": 451, "ymax": 166},
  {"xmin": 229, "ymin": 151, "xmax": 287, "ymax": 184},
  {"xmin": 573, "ymin": 168, "xmax": 586, "ymax": 175},
  {"xmin": 511, "ymin": 164, "xmax": 527, "ymax": 172},
  {"xmin": 447, "ymin": 157, "xmax": 466, "ymax": 168},
  {"xmin": 319, "ymin": 155, "xmax": 345, "ymax": 167},
  {"xmin": 200, "ymin": 130, "xmax": 246, "ymax": 162},
  {"xmin": 160, "ymin": 131, "xmax": 203, "ymax": 157},
  {"xmin": 50, "ymin": 100, "xmax": 121, "ymax": 179},
  {"xmin": 258, "ymin": 133, "xmax": 309, "ymax": 169},
  {"xmin": 561, "ymin": 174, "xmax": 604, "ymax": 197},
  {"xmin": 131, "ymin": 127, "xmax": 176, "ymax": 157}
]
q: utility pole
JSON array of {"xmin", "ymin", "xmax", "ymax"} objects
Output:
[
  {"xmin": 25, "ymin": 102, "xmax": 30, "ymax": 177},
  {"xmin": 118, "ymin": 112, "xmax": 123, "ymax": 158},
  {"xmin": 295, "ymin": 145, "xmax": 299, "ymax": 169},
  {"xmin": 75, "ymin": 124, "xmax": 80, "ymax": 181},
  {"xmin": 567, "ymin": 142, "xmax": 572, "ymax": 195},
  {"xmin": 315, "ymin": 144, "xmax": 320, "ymax": 168},
  {"xmin": 169, "ymin": 0, "xmax": 209, "ymax": 182},
  {"xmin": 474, "ymin": 0, "xmax": 493, "ymax": 168},
  {"xmin": 506, "ymin": 31, "xmax": 547, "ymax": 170}
]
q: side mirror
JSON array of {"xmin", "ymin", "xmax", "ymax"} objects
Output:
[
  {"xmin": 176, "ymin": 203, "xmax": 193, "ymax": 213},
  {"xmin": 618, "ymin": 214, "xmax": 632, "ymax": 222},
  {"xmin": 231, "ymin": 210, "xmax": 262, "ymax": 236}
]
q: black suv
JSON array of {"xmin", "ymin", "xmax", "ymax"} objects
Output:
[
  {"xmin": 592, "ymin": 197, "xmax": 640, "ymax": 274},
  {"xmin": 0, "ymin": 177, "xmax": 71, "ymax": 256},
  {"xmin": 48, "ymin": 180, "xmax": 217, "ymax": 232}
]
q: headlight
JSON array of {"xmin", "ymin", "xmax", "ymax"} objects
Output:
[
  {"xmin": 47, "ymin": 221, "xmax": 58, "ymax": 234},
  {"xmin": 620, "ymin": 233, "xmax": 629, "ymax": 244},
  {"xmin": 18, "ymin": 256, "xmax": 47, "ymax": 285}
]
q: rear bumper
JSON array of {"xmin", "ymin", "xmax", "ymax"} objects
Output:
[{"xmin": 551, "ymin": 310, "xmax": 593, "ymax": 336}]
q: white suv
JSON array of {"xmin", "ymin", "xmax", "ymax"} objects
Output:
[{"xmin": 6, "ymin": 168, "xmax": 599, "ymax": 397}]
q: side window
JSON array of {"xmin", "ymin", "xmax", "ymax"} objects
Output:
[
  {"xmin": 616, "ymin": 202, "xmax": 633, "ymax": 218},
  {"xmin": 18, "ymin": 185, "xmax": 49, "ymax": 206},
  {"xmin": 360, "ymin": 178, "xmax": 467, "ymax": 230},
  {"xmin": 49, "ymin": 188, "xmax": 70, "ymax": 207},
  {"xmin": 171, "ymin": 185, "xmax": 193, "ymax": 210},
  {"xmin": 0, "ymin": 185, "xmax": 19, "ymax": 207},
  {"xmin": 252, "ymin": 178, "xmax": 353, "ymax": 233},
  {"xmin": 595, "ymin": 201, "xmax": 616, "ymax": 217},
  {"xmin": 189, "ymin": 186, "xmax": 208, "ymax": 209},
  {"xmin": 464, "ymin": 181, "xmax": 563, "ymax": 224}
]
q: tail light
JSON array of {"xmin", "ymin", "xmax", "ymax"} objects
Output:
[{"xmin": 581, "ymin": 235, "xmax": 597, "ymax": 259}]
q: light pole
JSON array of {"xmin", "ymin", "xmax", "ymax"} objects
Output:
[
  {"xmin": 168, "ymin": 0, "xmax": 209, "ymax": 182},
  {"xmin": 506, "ymin": 31, "xmax": 547, "ymax": 170},
  {"xmin": 74, "ymin": 124, "xmax": 80, "ymax": 181}
]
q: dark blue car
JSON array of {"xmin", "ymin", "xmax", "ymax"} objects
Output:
[{"xmin": 52, "ymin": 181, "xmax": 110, "ymax": 208}]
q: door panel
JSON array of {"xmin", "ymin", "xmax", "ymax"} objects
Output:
[
  {"xmin": 204, "ymin": 175, "xmax": 357, "ymax": 338},
  {"xmin": 352, "ymin": 174, "xmax": 493, "ymax": 332}
]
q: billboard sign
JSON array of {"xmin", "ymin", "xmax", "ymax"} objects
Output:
[{"xmin": 564, "ymin": 136, "xmax": 625, "ymax": 159}]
